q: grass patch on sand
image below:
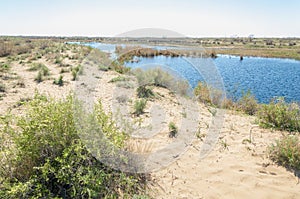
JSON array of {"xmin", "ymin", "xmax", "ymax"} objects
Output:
[{"xmin": 269, "ymin": 135, "xmax": 300, "ymax": 171}]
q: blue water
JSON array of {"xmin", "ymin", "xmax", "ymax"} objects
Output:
[{"xmin": 82, "ymin": 42, "xmax": 300, "ymax": 103}]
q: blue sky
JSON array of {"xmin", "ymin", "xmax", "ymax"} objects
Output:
[{"xmin": 1, "ymin": 0, "xmax": 299, "ymax": 37}]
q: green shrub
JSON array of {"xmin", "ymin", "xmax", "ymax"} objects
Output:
[
  {"xmin": 236, "ymin": 91, "xmax": 258, "ymax": 115},
  {"xmin": 194, "ymin": 82, "xmax": 224, "ymax": 106},
  {"xmin": 194, "ymin": 82, "xmax": 211, "ymax": 104},
  {"xmin": 108, "ymin": 75, "xmax": 128, "ymax": 83},
  {"xmin": 53, "ymin": 75, "xmax": 64, "ymax": 86},
  {"xmin": 0, "ymin": 82, "xmax": 5, "ymax": 92},
  {"xmin": 34, "ymin": 71, "xmax": 43, "ymax": 83},
  {"xmin": 99, "ymin": 65, "xmax": 109, "ymax": 71},
  {"xmin": 54, "ymin": 56, "xmax": 63, "ymax": 65},
  {"xmin": 137, "ymin": 85, "xmax": 154, "ymax": 98},
  {"xmin": 71, "ymin": 65, "xmax": 82, "ymax": 81},
  {"xmin": 134, "ymin": 99, "xmax": 147, "ymax": 116},
  {"xmin": 28, "ymin": 63, "xmax": 49, "ymax": 76},
  {"xmin": 110, "ymin": 61, "xmax": 130, "ymax": 74},
  {"xmin": 168, "ymin": 122, "xmax": 178, "ymax": 138},
  {"xmin": 269, "ymin": 135, "xmax": 300, "ymax": 170},
  {"xmin": 0, "ymin": 63, "xmax": 10, "ymax": 72},
  {"xmin": 0, "ymin": 93, "xmax": 146, "ymax": 198},
  {"xmin": 133, "ymin": 68, "xmax": 189, "ymax": 96},
  {"xmin": 258, "ymin": 98, "xmax": 300, "ymax": 132}
]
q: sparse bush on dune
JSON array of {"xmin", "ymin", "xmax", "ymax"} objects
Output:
[
  {"xmin": 71, "ymin": 65, "xmax": 82, "ymax": 81},
  {"xmin": 109, "ymin": 60, "xmax": 131, "ymax": 74},
  {"xmin": 0, "ymin": 93, "xmax": 147, "ymax": 198},
  {"xmin": 108, "ymin": 75, "xmax": 128, "ymax": 83},
  {"xmin": 0, "ymin": 82, "xmax": 6, "ymax": 92},
  {"xmin": 194, "ymin": 82, "xmax": 224, "ymax": 106},
  {"xmin": 194, "ymin": 83, "xmax": 259, "ymax": 115},
  {"xmin": 236, "ymin": 91, "xmax": 258, "ymax": 115},
  {"xmin": 168, "ymin": 122, "xmax": 178, "ymax": 138},
  {"xmin": 258, "ymin": 97, "xmax": 300, "ymax": 132},
  {"xmin": 133, "ymin": 68, "xmax": 189, "ymax": 96},
  {"xmin": 0, "ymin": 63, "xmax": 11, "ymax": 72},
  {"xmin": 137, "ymin": 85, "xmax": 154, "ymax": 98},
  {"xmin": 28, "ymin": 63, "xmax": 50, "ymax": 76},
  {"xmin": 53, "ymin": 75, "xmax": 64, "ymax": 86},
  {"xmin": 34, "ymin": 71, "xmax": 43, "ymax": 83},
  {"xmin": 269, "ymin": 135, "xmax": 300, "ymax": 171},
  {"xmin": 134, "ymin": 99, "xmax": 147, "ymax": 116}
]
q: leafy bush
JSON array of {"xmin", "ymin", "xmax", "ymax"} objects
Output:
[
  {"xmin": 134, "ymin": 99, "xmax": 147, "ymax": 116},
  {"xmin": 28, "ymin": 63, "xmax": 50, "ymax": 76},
  {"xmin": 258, "ymin": 98, "xmax": 300, "ymax": 132},
  {"xmin": 194, "ymin": 82, "xmax": 224, "ymax": 106},
  {"xmin": 236, "ymin": 91, "xmax": 258, "ymax": 115},
  {"xmin": 34, "ymin": 71, "xmax": 43, "ymax": 83},
  {"xmin": 0, "ymin": 93, "xmax": 146, "ymax": 198},
  {"xmin": 133, "ymin": 68, "xmax": 189, "ymax": 96},
  {"xmin": 168, "ymin": 122, "xmax": 178, "ymax": 138},
  {"xmin": 269, "ymin": 135, "xmax": 300, "ymax": 170},
  {"xmin": 137, "ymin": 85, "xmax": 154, "ymax": 98},
  {"xmin": 109, "ymin": 61, "xmax": 130, "ymax": 74},
  {"xmin": 71, "ymin": 65, "xmax": 82, "ymax": 81},
  {"xmin": 0, "ymin": 81, "xmax": 6, "ymax": 92},
  {"xmin": 53, "ymin": 75, "xmax": 64, "ymax": 86},
  {"xmin": 0, "ymin": 63, "xmax": 10, "ymax": 72},
  {"xmin": 108, "ymin": 76, "xmax": 128, "ymax": 83}
]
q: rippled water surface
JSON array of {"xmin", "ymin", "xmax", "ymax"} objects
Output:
[{"xmin": 84, "ymin": 42, "xmax": 300, "ymax": 103}]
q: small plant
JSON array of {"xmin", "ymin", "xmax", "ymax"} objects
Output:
[
  {"xmin": 60, "ymin": 68, "xmax": 68, "ymax": 74},
  {"xmin": 137, "ymin": 85, "xmax": 154, "ymax": 98},
  {"xmin": 117, "ymin": 81, "xmax": 134, "ymax": 89},
  {"xmin": 71, "ymin": 65, "xmax": 82, "ymax": 81},
  {"xmin": 28, "ymin": 63, "xmax": 49, "ymax": 76},
  {"xmin": 0, "ymin": 63, "xmax": 10, "ymax": 72},
  {"xmin": 53, "ymin": 75, "xmax": 64, "ymax": 86},
  {"xmin": 168, "ymin": 122, "xmax": 178, "ymax": 138},
  {"xmin": 237, "ymin": 91, "xmax": 258, "ymax": 115},
  {"xmin": 269, "ymin": 135, "xmax": 300, "ymax": 170},
  {"xmin": 108, "ymin": 76, "xmax": 127, "ymax": 83},
  {"xmin": 0, "ymin": 82, "xmax": 6, "ymax": 92},
  {"xmin": 34, "ymin": 71, "xmax": 43, "ymax": 83},
  {"xmin": 99, "ymin": 65, "xmax": 109, "ymax": 71},
  {"xmin": 134, "ymin": 99, "xmax": 147, "ymax": 116},
  {"xmin": 54, "ymin": 56, "xmax": 63, "ymax": 65},
  {"xmin": 196, "ymin": 128, "xmax": 205, "ymax": 141},
  {"xmin": 220, "ymin": 139, "xmax": 229, "ymax": 151},
  {"xmin": 116, "ymin": 95, "xmax": 129, "ymax": 104},
  {"xmin": 258, "ymin": 98, "xmax": 300, "ymax": 132}
]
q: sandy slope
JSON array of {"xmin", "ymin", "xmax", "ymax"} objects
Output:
[
  {"xmin": 90, "ymin": 71, "xmax": 300, "ymax": 199},
  {"xmin": 1, "ymin": 48, "xmax": 299, "ymax": 199},
  {"xmin": 150, "ymin": 112, "xmax": 300, "ymax": 198}
]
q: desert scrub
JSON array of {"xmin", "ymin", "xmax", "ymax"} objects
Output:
[
  {"xmin": 108, "ymin": 75, "xmax": 128, "ymax": 83},
  {"xmin": 258, "ymin": 98, "xmax": 300, "ymax": 132},
  {"xmin": 0, "ymin": 63, "xmax": 11, "ymax": 72},
  {"xmin": 168, "ymin": 122, "xmax": 178, "ymax": 138},
  {"xmin": 0, "ymin": 82, "xmax": 6, "ymax": 92},
  {"xmin": 53, "ymin": 75, "xmax": 64, "ymax": 86},
  {"xmin": 269, "ymin": 135, "xmax": 300, "ymax": 170},
  {"xmin": 110, "ymin": 60, "xmax": 131, "ymax": 74},
  {"xmin": 134, "ymin": 99, "xmax": 147, "ymax": 116},
  {"xmin": 137, "ymin": 85, "xmax": 154, "ymax": 98},
  {"xmin": 194, "ymin": 82, "xmax": 224, "ymax": 106},
  {"xmin": 71, "ymin": 65, "xmax": 82, "ymax": 81},
  {"xmin": 236, "ymin": 91, "xmax": 258, "ymax": 115},
  {"xmin": 28, "ymin": 62, "xmax": 50, "ymax": 76},
  {"xmin": 34, "ymin": 71, "xmax": 43, "ymax": 83},
  {"xmin": 0, "ymin": 93, "xmax": 147, "ymax": 198},
  {"xmin": 133, "ymin": 68, "xmax": 189, "ymax": 96}
]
